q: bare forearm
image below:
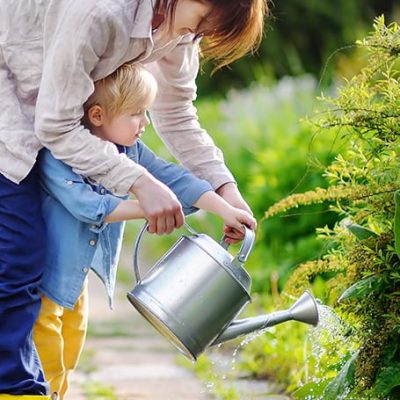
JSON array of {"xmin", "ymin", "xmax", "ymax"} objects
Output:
[
  {"xmin": 194, "ymin": 191, "xmax": 256, "ymax": 233},
  {"xmin": 193, "ymin": 191, "xmax": 232, "ymax": 217},
  {"xmin": 105, "ymin": 200, "xmax": 145, "ymax": 223}
]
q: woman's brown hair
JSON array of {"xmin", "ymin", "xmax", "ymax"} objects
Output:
[{"xmin": 154, "ymin": 0, "xmax": 269, "ymax": 70}]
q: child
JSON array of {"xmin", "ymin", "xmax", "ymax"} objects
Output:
[{"xmin": 33, "ymin": 63, "xmax": 256, "ymax": 399}]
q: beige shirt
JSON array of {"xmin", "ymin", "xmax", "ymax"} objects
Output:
[{"xmin": 0, "ymin": 0, "xmax": 234, "ymax": 195}]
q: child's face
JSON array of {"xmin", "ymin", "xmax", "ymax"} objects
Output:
[
  {"xmin": 98, "ymin": 108, "xmax": 150, "ymax": 147},
  {"xmin": 88, "ymin": 90, "xmax": 154, "ymax": 146},
  {"xmin": 172, "ymin": 0, "xmax": 212, "ymax": 37}
]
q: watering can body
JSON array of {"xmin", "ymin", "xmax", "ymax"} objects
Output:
[{"xmin": 127, "ymin": 224, "xmax": 319, "ymax": 360}]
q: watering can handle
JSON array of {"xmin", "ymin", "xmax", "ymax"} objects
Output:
[
  {"xmin": 133, "ymin": 221, "xmax": 198, "ymax": 284},
  {"xmin": 220, "ymin": 225, "xmax": 255, "ymax": 264},
  {"xmin": 133, "ymin": 222, "xmax": 255, "ymax": 283}
]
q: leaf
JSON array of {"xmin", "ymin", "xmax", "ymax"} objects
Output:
[
  {"xmin": 341, "ymin": 218, "xmax": 377, "ymax": 241},
  {"xmin": 394, "ymin": 191, "xmax": 400, "ymax": 256},
  {"xmin": 293, "ymin": 379, "xmax": 330, "ymax": 399},
  {"xmin": 322, "ymin": 350, "xmax": 359, "ymax": 400},
  {"xmin": 338, "ymin": 276, "xmax": 381, "ymax": 303},
  {"xmin": 372, "ymin": 363, "xmax": 400, "ymax": 397}
]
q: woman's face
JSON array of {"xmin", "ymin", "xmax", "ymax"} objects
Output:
[{"xmin": 172, "ymin": 0, "xmax": 212, "ymax": 37}]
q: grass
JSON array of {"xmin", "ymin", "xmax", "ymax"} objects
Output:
[{"xmin": 80, "ymin": 381, "xmax": 118, "ymax": 400}]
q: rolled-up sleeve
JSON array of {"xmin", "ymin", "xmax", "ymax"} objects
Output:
[
  {"xmin": 147, "ymin": 36, "xmax": 235, "ymax": 190},
  {"xmin": 34, "ymin": 3, "xmax": 145, "ymax": 196},
  {"xmin": 39, "ymin": 150, "xmax": 122, "ymax": 227}
]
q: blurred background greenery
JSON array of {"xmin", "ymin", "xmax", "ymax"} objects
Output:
[{"xmin": 197, "ymin": 0, "xmax": 399, "ymax": 96}]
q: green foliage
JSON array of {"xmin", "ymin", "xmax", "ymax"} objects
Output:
[
  {"xmin": 204, "ymin": 76, "xmax": 339, "ymax": 290},
  {"xmin": 341, "ymin": 219, "xmax": 377, "ymax": 241},
  {"xmin": 294, "ymin": 350, "xmax": 360, "ymax": 400},
  {"xmin": 197, "ymin": 0, "xmax": 397, "ymax": 96},
  {"xmin": 322, "ymin": 350, "xmax": 359, "ymax": 400},
  {"xmin": 337, "ymin": 276, "xmax": 383, "ymax": 302},
  {"xmin": 293, "ymin": 380, "xmax": 330, "ymax": 399},
  {"xmin": 394, "ymin": 190, "xmax": 400, "ymax": 255},
  {"xmin": 371, "ymin": 363, "xmax": 400, "ymax": 398},
  {"xmin": 253, "ymin": 17, "xmax": 400, "ymax": 399}
]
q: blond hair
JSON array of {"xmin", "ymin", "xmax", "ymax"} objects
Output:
[{"xmin": 84, "ymin": 63, "xmax": 157, "ymax": 120}]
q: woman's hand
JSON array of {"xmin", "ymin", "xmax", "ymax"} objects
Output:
[
  {"xmin": 216, "ymin": 182, "xmax": 256, "ymax": 243},
  {"xmin": 130, "ymin": 171, "xmax": 184, "ymax": 234}
]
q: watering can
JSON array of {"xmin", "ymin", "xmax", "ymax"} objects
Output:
[{"xmin": 127, "ymin": 223, "xmax": 319, "ymax": 361}]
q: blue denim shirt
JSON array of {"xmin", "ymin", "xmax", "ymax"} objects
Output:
[{"xmin": 38, "ymin": 141, "xmax": 213, "ymax": 309}]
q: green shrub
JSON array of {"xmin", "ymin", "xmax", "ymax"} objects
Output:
[
  {"xmin": 207, "ymin": 76, "xmax": 339, "ymax": 291},
  {"xmin": 249, "ymin": 17, "xmax": 400, "ymax": 399}
]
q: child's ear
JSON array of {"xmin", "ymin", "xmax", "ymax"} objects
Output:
[{"xmin": 87, "ymin": 105, "xmax": 104, "ymax": 127}]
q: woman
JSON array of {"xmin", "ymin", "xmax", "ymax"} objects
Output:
[{"xmin": 0, "ymin": 0, "xmax": 267, "ymax": 397}]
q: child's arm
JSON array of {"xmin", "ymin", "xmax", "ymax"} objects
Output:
[
  {"xmin": 104, "ymin": 191, "xmax": 256, "ymax": 238},
  {"xmin": 39, "ymin": 149, "xmax": 123, "ymax": 226},
  {"xmin": 193, "ymin": 191, "xmax": 256, "ymax": 239},
  {"xmin": 104, "ymin": 200, "xmax": 144, "ymax": 223}
]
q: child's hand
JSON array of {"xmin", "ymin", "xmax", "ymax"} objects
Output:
[
  {"xmin": 222, "ymin": 206, "xmax": 256, "ymax": 244},
  {"xmin": 193, "ymin": 190, "xmax": 256, "ymax": 244}
]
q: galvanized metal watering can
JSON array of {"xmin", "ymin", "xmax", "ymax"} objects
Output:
[{"xmin": 127, "ymin": 223, "xmax": 319, "ymax": 361}]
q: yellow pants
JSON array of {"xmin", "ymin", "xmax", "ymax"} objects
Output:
[{"xmin": 33, "ymin": 282, "xmax": 88, "ymax": 400}]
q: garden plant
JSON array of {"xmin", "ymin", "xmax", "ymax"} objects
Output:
[{"xmin": 241, "ymin": 17, "xmax": 400, "ymax": 399}]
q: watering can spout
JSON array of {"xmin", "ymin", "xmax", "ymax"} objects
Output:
[{"xmin": 211, "ymin": 291, "xmax": 319, "ymax": 346}]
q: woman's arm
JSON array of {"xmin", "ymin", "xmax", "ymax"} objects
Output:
[
  {"xmin": 147, "ymin": 36, "xmax": 235, "ymax": 191},
  {"xmin": 147, "ymin": 36, "xmax": 254, "ymax": 237},
  {"xmin": 35, "ymin": 2, "xmax": 146, "ymax": 195}
]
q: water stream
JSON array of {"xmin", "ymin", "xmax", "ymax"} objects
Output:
[
  {"xmin": 203, "ymin": 326, "xmax": 283, "ymax": 399},
  {"xmin": 203, "ymin": 302, "xmax": 355, "ymax": 399},
  {"xmin": 299, "ymin": 303, "xmax": 357, "ymax": 400},
  {"xmin": 306, "ymin": 303, "xmax": 351, "ymax": 376}
]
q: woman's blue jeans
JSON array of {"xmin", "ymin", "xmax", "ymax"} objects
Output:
[{"xmin": 0, "ymin": 165, "xmax": 49, "ymax": 395}]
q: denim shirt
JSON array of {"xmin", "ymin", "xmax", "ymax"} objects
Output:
[{"xmin": 38, "ymin": 140, "xmax": 213, "ymax": 309}]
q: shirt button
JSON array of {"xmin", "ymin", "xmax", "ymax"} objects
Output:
[
  {"xmin": 82, "ymin": 267, "xmax": 89, "ymax": 273},
  {"xmin": 91, "ymin": 225, "xmax": 97, "ymax": 229},
  {"xmin": 100, "ymin": 188, "xmax": 106, "ymax": 194},
  {"xmin": 89, "ymin": 239, "xmax": 96, "ymax": 246},
  {"xmin": 66, "ymin": 180, "xmax": 73, "ymax": 185}
]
